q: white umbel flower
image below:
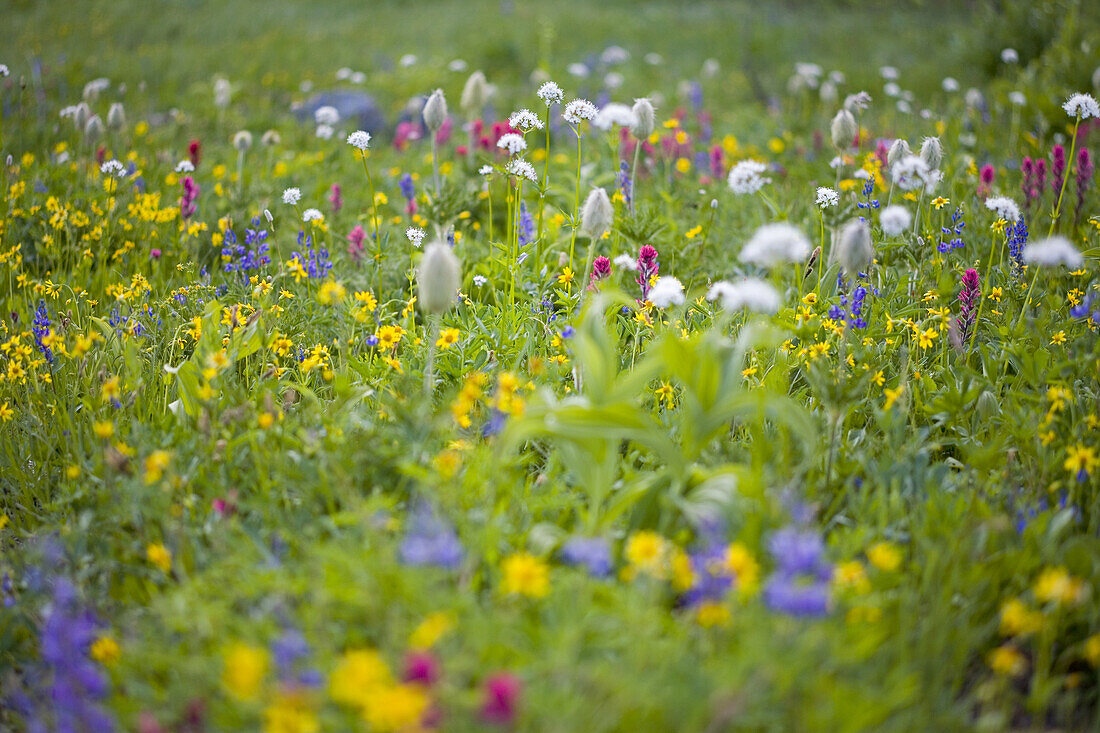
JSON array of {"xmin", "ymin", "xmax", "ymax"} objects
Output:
[
  {"xmin": 648, "ymin": 276, "xmax": 685, "ymax": 308},
  {"xmin": 504, "ymin": 158, "xmax": 537, "ymax": 182},
  {"xmin": 942, "ymin": 77, "xmax": 959, "ymax": 93},
  {"xmin": 282, "ymin": 187, "xmax": 302, "ymax": 205},
  {"xmin": 406, "ymin": 227, "xmax": 426, "ymax": 248},
  {"xmin": 314, "ymin": 105, "xmax": 339, "ymax": 126},
  {"xmin": 580, "ymin": 188, "xmax": 614, "ymax": 239},
  {"xmin": 815, "ymin": 187, "xmax": 839, "ymax": 209},
  {"xmin": 496, "ymin": 133, "xmax": 527, "ymax": 155},
  {"xmin": 537, "ymin": 81, "xmax": 564, "ymax": 106},
  {"xmin": 418, "ymin": 242, "xmax": 462, "ymax": 314},
  {"xmin": 302, "ymin": 208, "xmax": 323, "ymax": 222},
  {"xmin": 1021, "ymin": 236, "xmax": 1083, "ymax": 268},
  {"xmin": 175, "ymin": 160, "xmax": 195, "ymax": 173},
  {"xmin": 508, "ymin": 108, "xmax": 543, "ymax": 132},
  {"xmin": 740, "ymin": 223, "xmax": 811, "ymax": 267},
  {"xmin": 562, "ymin": 99, "xmax": 598, "ymax": 125},
  {"xmin": 346, "ymin": 130, "xmax": 371, "ymax": 150},
  {"xmin": 707, "ymin": 278, "xmax": 780, "ymax": 314},
  {"xmin": 1063, "ymin": 93, "xmax": 1100, "ymax": 119},
  {"xmin": 985, "ymin": 196, "xmax": 1021, "ymax": 222},
  {"xmin": 727, "ymin": 160, "xmax": 771, "ymax": 195},
  {"xmin": 879, "ymin": 205, "xmax": 911, "ymax": 237},
  {"xmin": 100, "ymin": 160, "xmax": 125, "ymax": 177}
]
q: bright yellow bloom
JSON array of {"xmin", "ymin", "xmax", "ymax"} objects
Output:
[
  {"xmin": 883, "ymin": 385, "xmax": 904, "ymax": 410},
  {"xmin": 696, "ymin": 602, "xmax": 731, "ymax": 628},
  {"xmin": 1034, "ymin": 567, "xmax": 1086, "ymax": 606},
  {"xmin": 557, "ymin": 267, "xmax": 574, "ymax": 285},
  {"xmin": 436, "ymin": 327, "xmax": 460, "ymax": 349},
  {"xmin": 361, "ymin": 684, "xmax": 429, "ymax": 732},
  {"xmin": 988, "ymin": 644, "xmax": 1026, "ymax": 676},
  {"xmin": 834, "ymin": 561, "xmax": 871, "ymax": 594},
  {"xmin": 409, "ymin": 611, "xmax": 454, "ymax": 649},
  {"xmin": 501, "ymin": 553, "xmax": 550, "ymax": 598},
  {"xmin": 329, "ymin": 649, "xmax": 393, "ymax": 707},
  {"xmin": 223, "ymin": 643, "xmax": 268, "ymax": 701},
  {"xmin": 146, "ymin": 543, "xmax": 172, "ymax": 573},
  {"xmin": 999, "ymin": 598, "xmax": 1043, "ymax": 637},
  {"xmin": 90, "ymin": 635, "xmax": 121, "ymax": 665},
  {"xmin": 93, "ymin": 421, "xmax": 114, "ymax": 439},
  {"xmin": 1064, "ymin": 445, "xmax": 1098, "ymax": 479},
  {"xmin": 263, "ymin": 690, "xmax": 318, "ymax": 733},
  {"xmin": 867, "ymin": 542, "xmax": 902, "ymax": 572}
]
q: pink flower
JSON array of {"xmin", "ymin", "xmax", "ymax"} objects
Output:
[
  {"xmin": 402, "ymin": 651, "xmax": 439, "ymax": 687},
  {"xmin": 480, "ymin": 673, "xmax": 521, "ymax": 726},
  {"xmin": 346, "ymin": 225, "xmax": 366, "ymax": 265}
]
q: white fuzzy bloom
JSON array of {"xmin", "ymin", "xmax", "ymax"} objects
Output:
[
  {"xmin": 1001, "ymin": 48, "xmax": 1019, "ymax": 64},
  {"xmin": 591, "ymin": 103, "xmax": 636, "ymax": 131},
  {"xmin": 423, "ymin": 89, "xmax": 448, "ymax": 132},
  {"xmin": 1063, "ymin": 93, "xmax": 1100, "ymax": 119},
  {"xmin": 965, "ymin": 88, "xmax": 985, "ymax": 109},
  {"xmin": 614, "ymin": 254, "xmax": 639, "ymax": 271},
  {"xmin": 887, "ymin": 138, "xmax": 911, "ymax": 170},
  {"xmin": 896, "ymin": 100, "xmax": 912, "ymax": 115},
  {"xmin": 214, "ymin": 78, "xmax": 231, "ymax": 108},
  {"xmin": 562, "ymin": 99, "xmax": 598, "ymax": 124},
  {"xmin": 880, "ymin": 66, "xmax": 899, "ymax": 80},
  {"xmin": 830, "ymin": 109, "xmax": 857, "ymax": 149},
  {"xmin": 829, "ymin": 156, "xmax": 844, "ymax": 169},
  {"xmin": 580, "ymin": 187, "xmax": 614, "ymax": 239},
  {"xmin": 302, "ymin": 208, "xmax": 323, "ymax": 222},
  {"xmin": 508, "ymin": 108, "xmax": 543, "ymax": 132},
  {"xmin": 836, "ymin": 219, "xmax": 874, "ymax": 275},
  {"xmin": 336, "ymin": 67, "xmax": 352, "ymax": 80},
  {"xmin": 815, "ymin": 187, "xmax": 839, "ymax": 208},
  {"xmin": 107, "ymin": 102, "xmax": 126, "ymax": 130},
  {"xmin": 942, "ymin": 77, "xmax": 959, "ymax": 93},
  {"xmin": 233, "ymin": 130, "xmax": 253, "ymax": 151},
  {"xmin": 645, "ymin": 53, "xmax": 663, "ymax": 66},
  {"xmin": 418, "ymin": 242, "xmax": 461, "ymax": 314},
  {"xmin": 282, "ymin": 187, "xmax": 302, "ymax": 205},
  {"xmin": 497, "ymin": 133, "xmax": 527, "ymax": 155},
  {"xmin": 727, "ymin": 160, "xmax": 771, "ymax": 195},
  {"xmin": 461, "ymin": 71, "xmax": 491, "ymax": 113},
  {"xmin": 891, "ymin": 155, "xmax": 931, "ymax": 191},
  {"xmin": 472, "ymin": 274, "xmax": 488, "ymax": 286},
  {"xmin": 346, "ymin": 130, "xmax": 371, "ymax": 150},
  {"xmin": 919, "ymin": 136, "xmax": 943, "ymax": 170},
  {"xmin": 604, "ymin": 72, "xmax": 624, "ymax": 90},
  {"xmin": 567, "ymin": 63, "xmax": 589, "ymax": 78},
  {"xmin": 879, "ymin": 205, "xmax": 911, "ymax": 237},
  {"xmin": 83, "ymin": 77, "xmax": 110, "ymax": 102},
  {"xmin": 844, "ymin": 91, "xmax": 872, "ymax": 111},
  {"xmin": 315, "ymin": 124, "xmax": 334, "ymax": 140},
  {"xmin": 631, "ymin": 98, "xmax": 656, "ymax": 139},
  {"xmin": 1021, "ymin": 237, "xmax": 1083, "ymax": 268},
  {"xmin": 537, "ymin": 81, "xmax": 564, "ymax": 106},
  {"xmin": 84, "ymin": 116, "xmax": 105, "ymax": 142},
  {"xmin": 740, "ymin": 223, "xmax": 811, "ymax": 267},
  {"xmin": 449, "ymin": 59, "xmax": 467, "ymax": 72},
  {"xmin": 505, "ymin": 158, "xmax": 537, "ymax": 182},
  {"xmin": 648, "ymin": 276, "xmax": 685, "ymax": 308},
  {"xmin": 399, "ymin": 54, "xmax": 417, "ymax": 68},
  {"xmin": 985, "ymin": 196, "xmax": 1021, "ymax": 222},
  {"xmin": 707, "ymin": 278, "xmax": 780, "ymax": 314},
  {"xmin": 601, "ymin": 45, "xmax": 630, "ymax": 65},
  {"xmin": 1009, "ymin": 91, "xmax": 1027, "ymax": 107},
  {"xmin": 406, "ymin": 227, "xmax": 426, "ymax": 248},
  {"xmin": 262, "ymin": 130, "xmax": 281, "ymax": 146},
  {"xmin": 100, "ymin": 160, "xmax": 125, "ymax": 177},
  {"xmin": 351, "ymin": 71, "xmax": 366, "ymax": 84},
  {"xmin": 820, "ymin": 80, "xmax": 838, "ymax": 105},
  {"xmin": 176, "ymin": 160, "xmax": 195, "ymax": 173},
  {"xmin": 314, "ymin": 105, "xmax": 340, "ymax": 126}
]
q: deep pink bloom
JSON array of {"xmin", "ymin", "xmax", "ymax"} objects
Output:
[
  {"xmin": 1051, "ymin": 144, "xmax": 1066, "ymax": 195},
  {"xmin": 180, "ymin": 176, "xmax": 199, "ymax": 219},
  {"xmin": 346, "ymin": 225, "xmax": 366, "ymax": 265},
  {"xmin": 957, "ymin": 268, "xmax": 981, "ymax": 342},
  {"xmin": 329, "ymin": 183, "xmax": 342, "ymax": 214},
  {"xmin": 977, "ymin": 164, "xmax": 994, "ymax": 197},
  {"xmin": 589, "ymin": 256, "xmax": 612, "ymax": 291},
  {"xmin": 403, "ymin": 651, "xmax": 440, "ymax": 687},
  {"xmin": 709, "ymin": 145, "xmax": 724, "ymax": 179},
  {"xmin": 637, "ymin": 245, "xmax": 660, "ymax": 302},
  {"xmin": 188, "ymin": 139, "xmax": 201, "ymax": 168},
  {"xmin": 1075, "ymin": 147, "xmax": 1093, "ymax": 220},
  {"xmin": 150, "ymin": 248, "xmax": 162, "ymax": 259},
  {"xmin": 480, "ymin": 673, "xmax": 521, "ymax": 726},
  {"xmin": 434, "ymin": 117, "xmax": 453, "ymax": 145}
]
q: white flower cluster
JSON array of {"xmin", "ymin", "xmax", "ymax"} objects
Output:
[
  {"xmin": 984, "ymin": 196, "xmax": 1021, "ymax": 222},
  {"xmin": 815, "ymin": 187, "xmax": 839, "ymax": 209},
  {"xmin": 508, "ymin": 108, "xmax": 543, "ymax": 132},
  {"xmin": 562, "ymin": 99, "xmax": 597, "ymax": 125},
  {"xmin": 100, "ymin": 160, "xmax": 126, "ymax": 178},
  {"xmin": 497, "ymin": 133, "xmax": 527, "ymax": 155},
  {"xmin": 282, "ymin": 187, "xmax": 302, "ymax": 205},
  {"xmin": 1063, "ymin": 93, "xmax": 1100, "ymax": 120},
  {"xmin": 346, "ymin": 130, "xmax": 371, "ymax": 150},
  {"xmin": 728, "ymin": 160, "xmax": 771, "ymax": 195},
  {"xmin": 505, "ymin": 159, "xmax": 537, "ymax": 182},
  {"xmin": 537, "ymin": 81, "xmax": 564, "ymax": 106},
  {"xmin": 406, "ymin": 227, "xmax": 426, "ymax": 248}
]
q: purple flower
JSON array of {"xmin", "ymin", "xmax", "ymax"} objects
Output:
[
  {"xmin": 480, "ymin": 673, "xmax": 521, "ymax": 726},
  {"xmin": 1051, "ymin": 144, "xmax": 1066, "ymax": 197},
  {"xmin": 957, "ymin": 268, "xmax": 980, "ymax": 342},
  {"xmin": 763, "ymin": 573, "xmax": 831, "ymax": 617},
  {"xmin": 516, "ymin": 201, "xmax": 534, "ymax": 248},
  {"xmin": 180, "ymin": 176, "xmax": 199, "ymax": 219},
  {"xmin": 763, "ymin": 526, "xmax": 832, "ymax": 618},
  {"xmin": 560, "ymin": 536, "xmax": 612, "ymax": 577},
  {"xmin": 636, "ymin": 245, "xmax": 660, "ymax": 301},
  {"xmin": 398, "ymin": 503, "xmax": 464, "ymax": 570}
]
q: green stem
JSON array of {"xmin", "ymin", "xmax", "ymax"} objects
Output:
[{"xmin": 1049, "ymin": 116, "xmax": 1080, "ymax": 236}]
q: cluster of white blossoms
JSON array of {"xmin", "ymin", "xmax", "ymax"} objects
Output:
[
  {"xmin": 508, "ymin": 108, "xmax": 543, "ymax": 132},
  {"xmin": 496, "ymin": 133, "xmax": 527, "ymax": 155},
  {"xmin": 346, "ymin": 130, "xmax": 371, "ymax": 150},
  {"xmin": 727, "ymin": 160, "xmax": 771, "ymax": 195},
  {"xmin": 562, "ymin": 99, "xmax": 598, "ymax": 125},
  {"xmin": 815, "ymin": 187, "xmax": 839, "ymax": 209},
  {"xmin": 99, "ymin": 160, "xmax": 126, "ymax": 178},
  {"xmin": 985, "ymin": 196, "xmax": 1021, "ymax": 223},
  {"xmin": 302, "ymin": 208, "xmax": 323, "ymax": 222},
  {"xmin": 406, "ymin": 227, "xmax": 426, "ymax": 248},
  {"xmin": 282, "ymin": 187, "xmax": 302, "ymax": 205},
  {"xmin": 739, "ymin": 223, "xmax": 811, "ymax": 267},
  {"xmin": 505, "ymin": 159, "xmax": 537, "ymax": 182},
  {"xmin": 1063, "ymin": 93, "xmax": 1099, "ymax": 119},
  {"xmin": 175, "ymin": 160, "xmax": 195, "ymax": 174},
  {"xmin": 537, "ymin": 81, "xmax": 564, "ymax": 106}
]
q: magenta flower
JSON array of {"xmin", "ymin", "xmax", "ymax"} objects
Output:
[
  {"xmin": 1075, "ymin": 147, "xmax": 1093, "ymax": 221},
  {"xmin": 180, "ymin": 176, "xmax": 199, "ymax": 220},
  {"xmin": 329, "ymin": 183, "xmax": 342, "ymax": 214},
  {"xmin": 346, "ymin": 225, "xmax": 366, "ymax": 265},
  {"xmin": 957, "ymin": 268, "xmax": 981, "ymax": 343},
  {"xmin": 636, "ymin": 245, "xmax": 660, "ymax": 302},
  {"xmin": 403, "ymin": 651, "xmax": 440, "ymax": 687},
  {"xmin": 480, "ymin": 672, "xmax": 521, "ymax": 726}
]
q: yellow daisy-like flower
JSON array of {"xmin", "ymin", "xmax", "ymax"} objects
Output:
[
  {"xmin": 501, "ymin": 552, "xmax": 550, "ymax": 598},
  {"xmin": 90, "ymin": 635, "xmax": 121, "ymax": 665},
  {"xmin": 146, "ymin": 543, "xmax": 172, "ymax": 573},
  {"xmin": 436, "ymin": 327, "xmax": 460, "ymax": 349},
  {"xmin": 223, "ymin": 643, "xmax": 269, "ymax": 701}
]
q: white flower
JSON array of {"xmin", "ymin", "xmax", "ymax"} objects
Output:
[
  {"xmin": 631, "ymin": 98, "xmax": 656, "ymax": 139},
  {"xmin": 614, "ymin": 254, "xmax": 639, "ymax": 271},
  {"xmin": 508, "ymin": 108, "xmax": 543, "ymax": 132},
  {"xmin": 604, "ymin": 72, "xmax": 624, "ymax": 90},
  {"xmin": 1009, "ymin": 91, "xmax": 1027, "ymax": 107},
  {"xmin": 100, "ymin": 160, "xmax": 125, "ymax": 177},
  {"xmin": 829, "ymin": 156, "xmax": 844, "ymax": 169},
  {"xmin": 648, "ymin": 276, "xmax": 685, "ymax": 308},
  {"xmin": 472, "ymin": 274, "xmax": 488, "ymax": 286},
  {"xmin": 795, "ymin": 62, "xmax": 823, "ymax": 82},
  {"xmin": 175, "ymin": 160, "xmax": 195, "ymax": 173},
  {"xmin": 336, "ymin": 67, "xmax": 352, "ymax": 80},
  {"xmin": 707, "ymin": 278, "xmax": 780, "ymax": 314},
  {"xmin": 282, "ymin": 187, "xmax": 302, "ymax": 205},
  {"xmin": 836, "ymin": 219, "xmax": 873, "ymax": 275},
  {"xmin": 844, "ymin": 92, "xmax": 872, "ymax": 111},
  {"xmin": 592, "ymin": 103, "xmax": 636, "ymax": 131},
  {"xmin": 580, "ymin": 188, "xmax": 614, "ymax": 239},
  {"xmin": 1001, "ymin": 48, "xmax": 1018, "ymax": 64},
  {"xmin": 740, "ymin": 223, "xmax": 811, "ymax": 267},
  {"xmin": 537, "ymin": 81, "xmax": 564, "ymax": 106},
  {"xmin": 478, "ymin": 164, "xmax": 495, "ymax": 177},
  {"xmin": 350, "ymin": 71, "xmax": 366, "ymax": 85},
  {"xmin": 815, "ymin": 187, "xmax": 839, "ymax": 208},
  {"xmin": 449, "ymin": 59, "xmax": 468, "ymax": 72},
  {"xmin": 567, "ymin": 63, "xmax": 589, "ymax": 78},
  {"xmin": 302, "ymin": 208, "xmax": 323, "ymax": 222},
  {"xmin": 497, "ymin": 133, "xmax": 527, "ymax": 155},
  {"xmin": 0, "ymin": 64, "xmax": 9, "ymax": 77},
  {"xmin": 891, "ymin": 155, "xmax": 931, "ymax": 191},
  {"xmin": 879, "ymin": 205, "xmax": 912, "ymax": 237},
  {"xmin": 346, "ymin": 130, "xmax": 371, "ymax": 150},
  {"xmin": 880, "ymin": 66, "xmax": 899, "ymax": 80},
  {"xmin": 884, "ymin": 82, "xmax": 901, "ymax": 98},
  {"xmin": 1022, "ymin": 236, "xmax": 1083, "ymax": 268},
  {"xmin": 505, "ymin": 158, "xmax": 537, "ymax": 182},
  {"xmin": 314, "ymin": 105, "xmax": 340, "ymax": 126},
  {"xmin": 399, "ymin": 54, "xmax": 418, "ymax": 68},
  {"xmin": 727, "ymin": 160, "xmax": 771, "ymax": 195},
  {"xmin": 315, "ymin": 124, "xmax": 334, "ymax": 140},
  {"xmin": 942, "ymin": 77, "xmax": 959, "ymax": 93},
  {"xmin": 985, "ymin": 196, "xmax": 1021, "ymax": 222},
  {"xmin": 1063, "ymin": 93, "xmax": 1100, "ymax": 119},
  {"xmin": 214, "ymin": 78, "xmax": 231, "ymax": 108},
  {"xmin": 562, "ymin": 99, "xmax": 598, "ymax": 125},
  {"xmin": 406, "ymin": 227, "xmax": 426, "ymax": 248}
]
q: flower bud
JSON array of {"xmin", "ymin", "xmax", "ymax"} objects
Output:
[
  {"xmin": 233, "ymin": 130, "xmax": 253, "ymax": 151},
  {"xmin": 830, "ymin": 109, "xmax": 857, "ymax": 150},
  {"xmin": 73, "ymin": 102, "xmax": 91, "ymax": 131},
  {"xmin": 836, "ymin": 218, "xmax": 873, "ymax": 276},
  {"xmin": 919, "ymin": 136, "xmax": 943, "ymax": 170},
  {"xmin": 460, "ymin": 71, "xmax": 490, "ymax": 115},
  {"xmin": 887, "ymin": 138, "xmax": 911, "ymax": 170},
  {"xmin": 423, "ymin": 89, "xmax": 448, "ymax": 133},
  {"xmin": 84, "ymin": 115, "xmax": 105, "ymax": 142},
  {"xmin": 261, "ymin": 129, "xmax": 281, "ymax": 147},
  {"xmin": 107, "ymin": 102, "xmax": 126, "ymax": 130},
  {"xmin": 580, "ymin": 187, "xmax": 613, "ymax": 239},
  {"xmin": 630, "ymin": 97, "xmax": 655, "ymax": 139},
  {"xmin": 418, "ymin": 242, "xmax": 461, "ymax": 315}
]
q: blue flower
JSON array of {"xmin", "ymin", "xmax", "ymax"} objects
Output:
[
  {"xmin": 560, "ymin": 536, "xmax": 612, "ymax": 577},
  {"xmin": 398, "ymin": 503, "xmax": 464, "ymax": 570}
]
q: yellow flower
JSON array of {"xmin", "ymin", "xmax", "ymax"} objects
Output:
[
  {"xmin": 1084, "ymin": 634, "xmax": 1100, "ymax": 667},
  {"xmin": 258, "ymin": 412, "xmax": 275, "ymax": 429},
  {"xmin": 625, "ymin": 531, "xmax": 667, "ymax": 576},
  {"xmin": 1050, "ymin": 331, "xmax": 1066, "ymax": 345},
  {"xmin": 654, "ymin": 381, "xmax": 675, "ymax": 407},
  {"xmin": 917, "ymin": 327, "xmax": 938, "ymax": 349},
  {"xmin": 724, "ymin": 543, "xmax": 759, "ymax": 593},
  {"xmin": 1034, "ymin": 566, "xmax": 1086, "ymax": 606},
  {"xmin": 999, "ymin": 598, "xmax": 1043, "ymax": 637},
  {"xmin": 883, "ymin": 385, "xmax": 904, "ymax": 410},
  {"xmin": 223, "ymin": 643, "xmax": 268, "ymax": 701},
  {"xmin": 317, "ymin": 280, "xmax": 346, "ymax": 305},
  {"xmin": 931, "ymin": 196, "xmax": 949, "ymax": 210},
  {"xmin": 988, "ymin": 644, "xmax": 1026, "ymax": 677},
  {"xmin": 361, "ymin": 684, "xmax": 429, "ymax": 732},
  {"xmin": 146, "ymin": 543, "xmax": 172, "ymax": 573},
  {"xmin": 0, "ymin": 402, "xmax": 13, "ymax": 421},
  {"xmin": 684, "ymin": 225, "xmax": 703, "ymax": 239},
  {"xmin": 93, "ymin": 421, "xmax": 114, "ymax": 439},
  {"xmin": 501, "ymin": 553, "xmax": 550, "ymax": 598},
  {"xmin": 834, "ymin": 561, "xmax": 871, "ymax": 594},
  {"xmin": 143, "ymin": 450, "xmax": 171, "ymax": 484},
  {"xmin": 436, "ymin": 327, "xmax": 460, "ymax": 349},
  {"xmin": 988, "ymin": 286, "xmax": 1002, "ymax": 302},
  {"xmin": 557, "ymin": 267, "xmax": 574, "ymax": 285},
  {"xmin": 867, "ymin": 542, "xmax": 902, "ymax": 572},
  {"xmin": 90, "ymin": 635, "xmax": 121, "ymax": 665},
  {"xmin": 1064, "ymin": 444, "xmax": 1098, "ymax": 479},
  {"xmin": 671, "ymin": 547, "xmax": 694, "ymax": 592},
  {"xmin": 329, "ymin": 649, "xmax": 392, "ymax": 707},
  {"xmin": 409, "ymin": 611, "xmax": 454, "ymax": 650},
  {"xmin": 696, "ymin": 602, "xmax": 731, "ymax": 628},
  {"xmin": 263, "ymin": 690, "xmax": 318, "ymax": 733}
]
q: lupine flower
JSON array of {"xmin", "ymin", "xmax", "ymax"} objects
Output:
[
  {"xmin": 763, "ymin": 527, "xmax": 832, "ymax": 617},
  {"xmin": 289, "ymin": 232, "xmax": 332, "ymax": 280},
  {"xmin": 707, "ymin": 278, "xmax": 780, "ymax": 313},
  {"xmin": 846, "ymin": 285, "xmax": 869, "ymax": 329},
  {"xmin": 480, "ymin": 673, "xmax": 521, "ymax": 726},
  {"xmin": 560, "ymin": 536, "xmax": 613, "ymax": 577},
  {"xmin": 740, "ymin": 223, "xmax": 811, "ymax": 267},
  {"xmin": 516, "ymin": 202, "xmax": 534, "ymax": 248},
  {"xmin": 617, "ymin": 160, "xmax": 632, "ymax": 206},
  {"xmin": 937, "ymin": 207, "xmax": 967, "ymax": 254},
  {"xmin": 956, "ymin": 268, "xmax": 981, "ymax": 342},
  {"xmin": 399, "ymin": 502, "xmax": 464, "ymax": 569},
  {"xmin": 32, "ymin": 300, "xmax": 54, "ymax": 363},
  {"xmin": 222, "ymin": 219, "xmax": 271, "ymax": 279}
]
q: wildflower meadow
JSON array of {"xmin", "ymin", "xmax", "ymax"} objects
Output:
[{"xmin": 3, "ymin": 0, "xmax": 1100, "ymax": 730}]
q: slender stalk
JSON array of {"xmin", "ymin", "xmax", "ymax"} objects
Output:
[
  {"xmin": 1049, "ymin": 116, "xmax": 1080, "ymax": 236},
  {"xmin": 569, "ymin": 132, "xmax": 582, "ymax": 271},
  {"xmin": 629, "ymin": 139, "xmax": 641, "ymax": 215},
  {"xmin": 424, "ymin": 315, "xmax": 439, "ymax": 396},
  {"xmin": 359, "ymin": 154, "xmax": 382, "ymax": 290},
  {"xmin": 536, "ymin": 106, "xmax": 551, "ymax": 265},
  {"xmin": 431, "ymin": 137, "xmax": 440, "ymax": 195}
]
